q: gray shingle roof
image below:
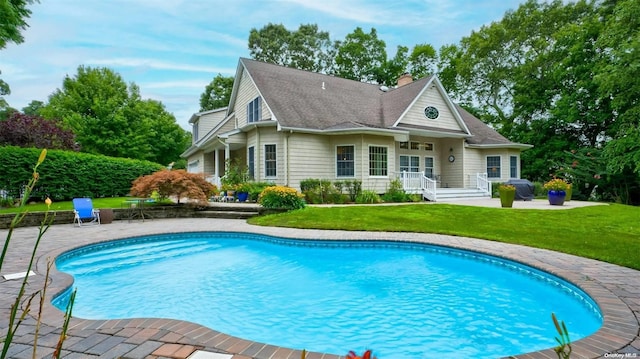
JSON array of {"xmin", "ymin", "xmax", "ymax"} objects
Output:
[{"xmin": 240, "ymin": 58, "xmax": 520, "ymax": 146}]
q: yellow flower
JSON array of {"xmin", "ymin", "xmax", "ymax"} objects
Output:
[
  {"xmin": 45, "ymin": 197, "xmax": 52, "ymax": 208},
  {"xmin": 37, "ymin": 149, "xmax": 47, "ymax": 165}
]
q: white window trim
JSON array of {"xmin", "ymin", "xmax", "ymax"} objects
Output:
[
  {"xmin": 264, "ymin": 144, "xmax": 277, "ymax": 178},
  {"xmin": 368, "ymin": 145, "xmax": 389, "ymax": 178},
  {"xmin": 399, "ymin": 155, "xmax": 420, "ymax": 172},
  {"xmin": 424, "ymin": 156, "xmax": 435, "ymax": 178},
  {"xmin": 510, "ymin": 155, "xmax": 519, "ymax": 179},
  {"xmin": 247, "ymin": 97, "xmax": 261, "ymax": 123},
  {"xmin": 336, "ymin": 144, "xmax": 356, "ymax": 178},
  {"xmin": 486, "ymin": 155, "xmax": 502, "ymax": 179}
]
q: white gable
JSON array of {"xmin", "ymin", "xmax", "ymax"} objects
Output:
[
  {"xmin": 394, "ymin": 78, "xmax": 470, "ymax": 134},
  {"xmin": 232, "ymin": 67, "xmax": 273, "ymax": 128}
]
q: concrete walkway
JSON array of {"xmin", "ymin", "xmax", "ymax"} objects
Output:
[{"xmin": 0, "ymin": 209, "xmax": 638, "ymax": 358}]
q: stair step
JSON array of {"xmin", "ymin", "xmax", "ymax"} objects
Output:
[
  {"xmin": 424, "ymin": 188, "xmax": 491, "ymax": 201},
  {"xmin": 194, "ymin": 210, "xmax": 259, "ymax": 219}
]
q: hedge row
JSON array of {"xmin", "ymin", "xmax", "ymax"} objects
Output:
[{"xmin": 0, "ymin": 146, "xmax": 164, "ymax": 201}]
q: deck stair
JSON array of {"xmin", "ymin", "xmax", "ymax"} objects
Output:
[
  {"xmin": 429, "ymin": 188, "xmax": 491, "ymax": 201},
  {"xmin": 194, "ymin": 203, "xmax": 260, "ymax": 220}
]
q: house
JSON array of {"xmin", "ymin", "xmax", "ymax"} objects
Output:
[{"xmin": 181, "ymin": 58, "xmax": 532, "ymax": 201}]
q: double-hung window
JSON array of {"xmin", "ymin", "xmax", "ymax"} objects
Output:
[
  {"xmin": 264, "ymin": 144, "xmax": 277, "ymax": 177},
  {"xmin": 424, "ymin": 157, "xmax": 434, "ymax": 178},
  {"xmin": 487, "ymin": 156, "xmax": 501, "ymax": 178},
  {"xmin": 369, "ymin": 146, "xmax": 388, "ymax": 176},
  {"xmin": 399, "ymin": 155, "xmax": 420, "ymax": 173},
  {"xmin": 510, "ymin": 156, "xmax": 518, "ymax": 178},
  {"xmin": 247, "ymin": 97, "xmax": 261, "ymax": 123},
  {"xmin": 336, "ymin": 145, "xmax": 355, "ymax": 177}
]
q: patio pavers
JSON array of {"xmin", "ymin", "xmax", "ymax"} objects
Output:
[{"xmin": 1, "ymin": 217, "xmax": 638, "ymax": 358}]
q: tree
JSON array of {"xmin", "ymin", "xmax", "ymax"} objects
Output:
[
  {"xmin": 199, "ymin": 74, "xmax": 233, "ymax": 111},
  {"xmin": 130, "ymin": 169, "xmax": 214, "ymax": 205},
  {"xmin": 22, "ymin": 100, "xmax": 45, "ymax": 115},
  {"xmin": 0, "ymin": 0, "xmax": 37, "ymax": 104},
  {"xmin": 596, "ymin": 0, "xmax": 640, "ymax": 175},
  {"xmin": 248, "ymin": 23, "xmax": 291, "ymax": 66},
  {"xmin": 408, "ymin": 44, "xmax": 437, "ymax": 79},
  {"xmin": 0, "ymin": 112, "xmax": 77, "ymax": 150},
  {"xmin": 248, "ymin": 23, "xmax": 333, "ymax": 73},
  {"xmin": 41, "ymin": 65, "xmax": 190, "ymax": 165},
  {"xmin": 332, "ymin": 27, "xmax": 387, "ymax": 83}
]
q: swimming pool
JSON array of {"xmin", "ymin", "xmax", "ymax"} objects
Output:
[{"xmin": 54, "ymin": 232, "xmax": 602, "ymax": 358}]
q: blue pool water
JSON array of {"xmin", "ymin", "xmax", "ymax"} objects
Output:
[{"xmin": 54, "ymin": 232, "xmax": 602, "ymax": 358}]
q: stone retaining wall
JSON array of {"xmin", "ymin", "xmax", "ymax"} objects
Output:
[{"xmin": 0, "ymin": 206, "xmax": 201, "ymax": 229}]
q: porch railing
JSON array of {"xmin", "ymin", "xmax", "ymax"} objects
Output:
[
  {"xmin": 476, "ymin": 173, "xmax": 491, "ymax": 195},
  {"xmin": 395, "ymin": 171, "xmax": 437, "ymax": 201},
  {"xmin": 422, "ymin": 175, "xmax": 437, "ymax": 201},
  {"xmin": 396, "ymin": 171, "xmax": 422, "ymax": 192}
]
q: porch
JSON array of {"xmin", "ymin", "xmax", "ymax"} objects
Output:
[{"xmin": 396, "ymin": 171, "xmax": 492, "ymax": 202}]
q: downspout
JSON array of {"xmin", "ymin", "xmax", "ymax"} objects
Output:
[
  {"xmin": 256, "ymin": 126, "xmax": 260, "ymax": 181},
  {"xmin": 361, "ymin": 135, "xmax": 365, "ymax": 185},
  {"xmin": 285, "ymin": 130, "xmax": 291, "ymax": 186}
]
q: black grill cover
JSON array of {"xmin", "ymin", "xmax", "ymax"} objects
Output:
[{"xmin": 506, "ymin": 179, "xmax": 535, "ymax": 201}]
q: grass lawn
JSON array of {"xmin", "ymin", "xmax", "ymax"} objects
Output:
[
  {"xmin": 248, "ymin": 203, "xmax": 640, "ymax": 271},
  {"xmin": 0, "ymin": 197, "xmax": 163, "ymax": 214}
]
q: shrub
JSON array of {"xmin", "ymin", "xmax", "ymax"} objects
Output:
[
  {"xmin": 381, "ymin": 179, "xmax": 409, "ymax": 202},
  {"xmin": 300, "ymin": 178, "xmax": 341, "ymax": 204},
  {"xmin": 0, "ymin": 146, "xmax": 163, "ymax": 201},
  {"xmin": 245, "ymin": 182, "xmax": 273, "ymax": 202},
  {"xmin": 130, "ymin": 169, "xmax": 214, "ymax": 205},
  {"xmin": 356, "ymin": 190, "xmax": 381, "ymax": 204},
  {"xmin": 259, "ymin": 185, "xmax": 306, "ymax": 210},
  {"xmin": 0, "ymin": 112, "xmax": 78, "ymax": 150}
]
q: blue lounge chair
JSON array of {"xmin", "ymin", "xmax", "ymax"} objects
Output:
[{"xmin": 72, "ymin": 198, "xmax": 101, "ymax": 226}]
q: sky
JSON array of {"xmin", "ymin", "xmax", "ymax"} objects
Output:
[{"xmin": 1, "ymin": 0, "xmax": 526, "ymax": 130}]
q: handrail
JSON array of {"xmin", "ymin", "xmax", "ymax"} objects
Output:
[
  {"xmin": 422, "ymin": 175, "xmax": 437, "ymax": 201},
  {"xmin": 476, "ymin": 173, "xmax": 491, "ymax": 195}
]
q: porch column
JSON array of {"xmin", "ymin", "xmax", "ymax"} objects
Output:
[
  {"xmin": 214, "ymin": 149, "xmax": 220, "ymax": 178},
  {"xmin": 225, "ymin": 143, "xmax": 230, "ymax": 165}
]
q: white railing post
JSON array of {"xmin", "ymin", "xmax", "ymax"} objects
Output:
[
  {"xmin": 476, "ymin": 173, "xmax": 491, "ymax": 196},
  {"xmin": 421, "ymin": 175, "xmax": 437, "ymax": 201}
]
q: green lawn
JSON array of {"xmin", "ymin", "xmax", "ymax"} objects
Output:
[
  {"xmin": 248, "ymin": 203, "xmax": 640, "ymax": 270},
  {"xmin": 0, "ymin": 197, "xmax": 156, "ymax": 214},
  {"xmin": 4, "ymin": 199, "xmax": 638, "ymax": 270}
]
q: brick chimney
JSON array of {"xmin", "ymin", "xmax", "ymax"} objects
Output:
[{"xmin": 397, "ymin": 73, "xmax": 413, "ymax": 87}]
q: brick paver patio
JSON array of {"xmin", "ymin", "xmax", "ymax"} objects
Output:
[{"xmin": 1, "ymin": 216, "xmax": 638, "ymax": 358}]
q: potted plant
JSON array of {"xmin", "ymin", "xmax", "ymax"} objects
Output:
[
  {"xmin": 498, "ymin": 184, "xmax": 516, "ymax": 208},
  {"xmin": 544, "ymin": 178, "xmax": 569, "ymax": 205},
  {"xmin": 235, "ymin": 182, "xmax": 253, "ymax": 202}
]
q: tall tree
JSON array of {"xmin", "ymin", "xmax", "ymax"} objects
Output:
[
  {"xmin": 0, "ymin": 0, "xmax": 38, "ymax": 105},
  {"xmin": 199, "ymin": 74, "xmax": 233, "ymax": 111},
  {"xmin": 408, "ymin": 44, "xmax": 437, "ymax": 79},
  {"xmin": 248, "ymin": 23, "xmax": 333, "ymax": 73},
  {"xmin": 332, "ymin": 27, "xmax": 387, "ymax": 83},
  {"xmin": 596, "ymin": 0, "xmax": 640, "ymax": 175},
  {"xmin": 41, "ymin": 66, "xmax": 190, "ymax": 164}
]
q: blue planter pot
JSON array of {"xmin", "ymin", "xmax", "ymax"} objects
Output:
[
  {"xmin": 237, "ymin": 192, "xmax": 249, "ymax": 202},
  {"xmin": 548, "ymin": 190, "xmax": 566, "ymax": 206}
]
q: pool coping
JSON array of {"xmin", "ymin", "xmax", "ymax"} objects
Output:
[{"xmin": 2, "ymin": 218, "xmax": 638, "ymax": 358}]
